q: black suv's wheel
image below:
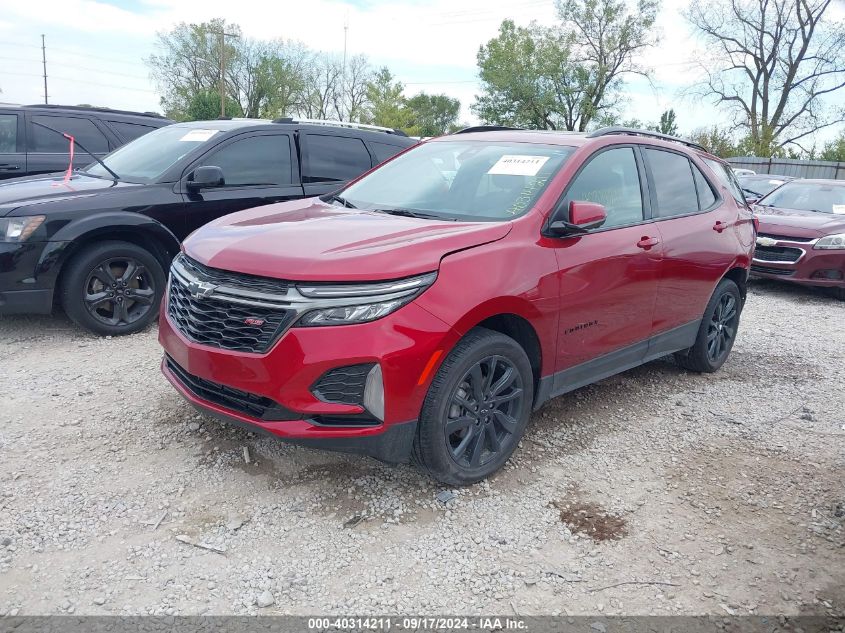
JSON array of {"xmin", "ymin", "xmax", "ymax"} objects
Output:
[
  {"xmin": 412, "ymin": 328, "xmax": 534, "ymax": 486},
  {"xmin": 60, "ymin": 240, "xmax": 166, "ymax": 336},
  {"xmin": 674, "ymin": 278, "xmax": 742, "ymax": 373}
]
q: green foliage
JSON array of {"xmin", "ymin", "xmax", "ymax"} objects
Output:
[
  {"xmin": 687, "ymin": 126, "xmax": 740, "ymax": 157},
  {"xmin": 406, "ymin": 93, "xmax": 461, "ymax": 137},
  {"xmin": 474, "ymin": 0, "xmax": 658, "ymax": 131},
  {"xmin": 654, "ymin": 109, "xmax": 678, "ymax": 136},
  {"xmin": 182, "ymin": 89, "xmax": 243, "ymax": 121},
  {"xmin": 365, "ymin": 68, "xmax": 416, "ymax": 132},
  {"xmin": 820, "ymin": 134, "xmax": 845, "ymax": 162}
]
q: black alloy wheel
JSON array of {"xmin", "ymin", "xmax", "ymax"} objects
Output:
[
  {"xmin": 706, "ymin": 292, "xmax": 738, "ymax": 363},
  {"xmin": 84, "ymin": 257, "xmax": 157, "ymax": 328}
]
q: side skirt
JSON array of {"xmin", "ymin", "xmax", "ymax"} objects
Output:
[{"xmin": 534, "ymin": 320, "xmax": 700, "ymax": 409}]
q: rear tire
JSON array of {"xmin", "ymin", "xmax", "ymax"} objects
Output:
[
  {"xmin": 60, "ymin": 240, "xmax": 166, "ymax": 336},
  {"xmin": 674, "ymin": 278, "xmax": 742, "ymax": 373},
  {"xmin": 412, "ymin": 327, "xmax": 534, "ymax": 486}
]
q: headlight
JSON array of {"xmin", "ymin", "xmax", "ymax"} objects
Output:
[
  {"xmin": 0, "ymin": 216, "xmax": 45, "ymax": 242},
  {"xmin": 814, "ymin": 233, "xmax": 845, "ymax": 250},
  {"xmin": 295, "ymin": 272, "xmax": 436, "ymax": 326}
]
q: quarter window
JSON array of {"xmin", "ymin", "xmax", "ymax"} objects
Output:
[
  {"xmin": 0, "ymin": 114, "xmax": 17, "ymax": 153},
  {"xmin": 643, "ymin": 148, "xmax": 699, "ymax": 218},
  {"xmin": 198, "ymin": 135, "xmax": 292, "ymax": 186},
  {"xmin": 565, "ymin": 147, "xmax": 644, "ymax": 228},
  {"xmin": 305, "ymin": 134, "xmax": 372, "ymax": 183},
  {"xmin": 703, "ymin": 157, "xmax": 745, "ymax": 204},
  {"xmin": 109, "ymin": 121, "xmax": 157, "ymax": 143},
  {"xmin": 692, "ymin": 163, "xmax": 717, "ymax": 209},
  {"xmin": 31, "ymin": 115, "xmax": 109, "ymax": 153}
]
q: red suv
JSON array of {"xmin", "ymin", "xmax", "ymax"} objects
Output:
[{"xmin": 159, "ymin": 127, "xmax": 755, "ymax": 485}]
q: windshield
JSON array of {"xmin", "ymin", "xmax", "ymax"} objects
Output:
[
  {"xmin": 339, "ymin": 140, "xmax": 575, "ymax": 221},
  {"xmin": 84, "ymin": 126, "xmax": 222, "ymax": 183},
  {"xmin": 760, "ymin": 181, "xmax": 845, "ymax": 214},
  {"xmin": 738, "ymin": 176, "xmax": 789, "ymax": 198}
]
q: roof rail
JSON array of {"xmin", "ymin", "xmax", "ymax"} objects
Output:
[
  {"xmin": 24, "ymin": 103, "xmax": 168, "ymax": 119},
  {"xmin": 453, "ymin": 125, "xmax": 523, "ymax": 134},
  {"xmin": 272, "ymin": 117, "xmax": 407, "ymax": 136},
  {"xmin": 587, "ymin": 126, "xmax": 707, "ymax": 153}
]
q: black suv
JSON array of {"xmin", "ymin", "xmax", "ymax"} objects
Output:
[
  {"xmin": 0, "ymin": 118, "xmax": 416, "ymax": 335},
  {"xmin": 0, "ymin": 104, "xmax": 172, "ymax": 179}
]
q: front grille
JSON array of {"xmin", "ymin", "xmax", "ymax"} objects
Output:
[
  {"xmin": 757, "ymin": 233, "xmax": 815, "ymax": 243},
  {"xmin": 167, "ymin": 255, "xmax": 295, "ymax": 353},
  {"xmin": 751, "ymin": 265, "xmax": 795, "ymax": 277},
  {"xmin": 166, "ymin": 356, "xmax": 295, "ymax": 421},
  {"xmin": 311, "ymin": 364, "xmax": 374, "ymax": 405},
  {"xmin": 178, "ymin": 254, "xmax": 290, "ymax": 294},
  {"xmin": 753, "ymin": 245, "xmax": 803, "ymax": 263}
]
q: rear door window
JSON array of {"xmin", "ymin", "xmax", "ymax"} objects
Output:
[
  {"xmin": 703, "ymin": 157, "xmax": 746, "ymax": 205},
  {"xmin": 30, "ymin": 115, "xmax": 110, "ymax": 153},
  {"xmin": 369, "ymin": 141, "xmax": 406, "ymax": 164},
  {"xmin": 0, "ymin": 114, "xmax": 18, "ymax": 152},
  {"xmin": 692, "ymin": 163, "xmax": 717, "ymax": 209},
  {"xmin": 304, "ymin": 134, "xmax": 372, "ymax": 183},
  {"xmin": 643, "ymin": 148, "xmax": 699, "ymax": 218},
  {"xmin": 197, "ymin": 134, "xmax": 293, "ymax": 186},
  {"xmin": 108, "ymin": 121, "xmax": 157, "ymax": 143},
  {"xmin": 565, "ymin": 147, "xmax": 644, "ymax": 228}
]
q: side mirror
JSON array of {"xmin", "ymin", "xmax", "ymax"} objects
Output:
[
  {"xmin": 187, "ymin": 165, "xmax": 224, "ymax": 192},
  {"xmin": 547, "ymin": 200, "xmax": 607, "ymax": 236}
]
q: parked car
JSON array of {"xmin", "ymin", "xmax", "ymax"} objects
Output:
[
  {"xmin": 158, "ymin": 126, "xmax": 756, "ymax": 484},
  {"xmin": 0, "ymin": 119, "xmax": 416, "ymax": 334},
  {"xmin": 737, "ymin": 174, "xmax": 794, "ymax": 204},
  {"xmin": 0, "ymin": 104, "xmax": 172, "ymax": 179},
  {"xmin": 751, "ymin": 178, "xmax": 845, "ymax": 299}
]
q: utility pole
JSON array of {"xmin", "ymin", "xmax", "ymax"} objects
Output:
[
  {"xmin": 210, "ymin": 28, "xmax": 239, "ymax": 118},
  {"xmin": 41, "ymin": 34, "xmax": 48, "ymax": 104},
  {"xmin": 342, "ymin": 18, "xmax": 348, "ymax": 75}
]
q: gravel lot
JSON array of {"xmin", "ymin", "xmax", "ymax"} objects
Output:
[{"xmin": 0, "ymin": 279, "xmax": 842, "ymax": 617}]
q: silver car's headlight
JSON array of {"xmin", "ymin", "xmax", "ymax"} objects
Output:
[
  {"xmin": 0, "ymin": 216, "xmax": 45, "ymax": 242},
  {"xmin": 295, "ymin": 272, "xmax": 437, "ymax": 326},
  {"xmin": 814, "ymin": 233, "xmax": 845, "ymax": 250}
]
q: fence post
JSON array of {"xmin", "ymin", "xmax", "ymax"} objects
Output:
[{"xmin": 836, "ymin": 161, "xmax": 843, "ymax": 181}]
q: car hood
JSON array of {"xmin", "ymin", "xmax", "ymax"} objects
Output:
[
  {"xmin": 184, "ymin": 198, "xmax": 513, "ymax": 281},
  {"xmin": 0, "ymin": 173, "xmax": 135, "ymax": 216},
  {"xmin": 755, "ymin": 206, "xmax": 845, "ymax": 238}
]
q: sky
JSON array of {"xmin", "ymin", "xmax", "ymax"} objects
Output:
[{"xmin": 0, "ymin": 0, "xmax": 841, "ymax": 145}]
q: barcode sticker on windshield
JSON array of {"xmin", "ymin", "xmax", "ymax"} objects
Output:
[
  {"xmin": 832, "ymin": 205, "xmax": 845, "ymax": 214},
  {"xmin": 488, "ymin": 155, "xmax": 549, "ymax": 176},
  {"xmin": 179, "ymin": 129, "xmax": 219, "ymax": 142}
]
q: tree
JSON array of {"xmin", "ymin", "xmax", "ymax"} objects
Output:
[
  {"xmin": 654, "ymin": 109, "xmax": 678, "ymax": 135},
  {"xmin": 184, "ymin": 89, "xmax": 242, "ymax": 121},
  {"xmin": 687, "ymin": 0, "xmax": 845, "ymax": 156},
  {"xmin": 406, "ymin": 93, "xmax": 461, "ymax": 136},
  {"xmin": 687, "ymin": 126, "xmax": 740, "ymax": 157},
  {"xmin": 474, "ymin": 0, "xmax": 658, "ymax": 131},
  {"xmin": 820, "ymin": 134, "xmax": 845, "ymax": 162},
  {"xmin": 365, "ymin": 67, "xmax": 415, "ymax": 130}
]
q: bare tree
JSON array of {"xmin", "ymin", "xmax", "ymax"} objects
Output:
[{"xmin": 688, "ymin": 0, "xmax": 845, "ymax": 155}]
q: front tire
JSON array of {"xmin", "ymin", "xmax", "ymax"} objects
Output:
[
  {"xmin": 412, "ymin": 328, "xmax": 534, "ymax": 486},
  {"xmin": 674, "ymin": 278, "xmax": 742, "ymax": 373},
  {"xmin": 60, "ymin": 240, "xmax": 166, "ymax": 336}
]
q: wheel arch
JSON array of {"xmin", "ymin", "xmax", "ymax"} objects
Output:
[{"xmin": 722, "ymin": 266, "xmax": 749, "ymax": 301}]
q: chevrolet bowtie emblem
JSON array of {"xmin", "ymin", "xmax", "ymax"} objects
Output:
[
  {"xmin": 756, "ymin": 236, "xmax": 778, "ymax": 247},
  {"xmin": 187, "ymin": 280, "xmax": 216, "ymax": 299}
]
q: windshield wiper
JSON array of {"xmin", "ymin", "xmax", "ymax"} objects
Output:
[
  {"xmin": 328, "ymin": 194, "xmax": 356, "ymax": 208},
  {"xmin": 32, "ymin": 120, "xmax": 121, "ymax": 181},
  {"xmin": 372, "ymin": 207, "xmax": 454, "ymax": 221}
]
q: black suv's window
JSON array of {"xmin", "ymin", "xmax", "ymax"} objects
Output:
[
  {"xmin": 692, "ymin": 163, "xmax": 717, "ymax": 209},
  {"xmin": 643, "ymin": 148, "xmax": 699, "ymax": 218},
  {"xmin": 0, "ymin": 114, "xmax": 16, "ymax": 153},
  {"xmin": 109, "ymin": 121, "xmax": 157, "ymax": 142},
  {"xmin": 369, "ymin": 141, "xmax": 406, "ymax": 164},
  {"xmin": 198, "ymin": 134, "xmax": 292, "ymax": 186},
  {"xmin": 30, "ymin": 115, "xmax": 109, "ymax": 153},
  {"xmin": 566, "ymin": 147, "xmax": 644, "ymax": 228},
  {"xmin": 305, "ymin": 134, "xmax": 372, "ymax": 183}
]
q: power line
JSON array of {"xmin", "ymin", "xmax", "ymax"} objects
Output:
[{"xmin": 0, "ymin": 70, "xmax": 157, "ymax": 94}]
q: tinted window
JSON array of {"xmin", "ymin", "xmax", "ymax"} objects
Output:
[
  {"xmin": 692, "ymin": 163, "xmax": 717, "ymax": 209},
  {"xmin": 305, "ymin": 134, "xmax": 371, "ymax": 183},
  {"xmin": 704, "ymin": 157, "xmax": 745, "ymax": 204},
  {"xmin": 0, "ymin": 114, "xmax": 16, "ymax": 153},
  {"xmin": 370, "ymin": 141, "xmax": 406, "ymax": 164},
  {"xmin": 198, "ymin": 135, "xmax": 292, "ymax": 186},
  {"xmin": 109, "ymin": 121, "xmax": 157, "ymax": 142},
  {"xmin": 644, "ymin": 148, "xmax": 698, "ymax": 218},
  {"xmin": 31, "ymin": 115, "xmax": 109, "ymax": 153},
  {"xmin": 565, "ymin": 147, "xmax": 643, "ymax": 228}
]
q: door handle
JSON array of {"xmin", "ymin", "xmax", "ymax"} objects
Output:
[
  {"xmin": 0, "ymin": 164, "xmax": 21, "ymax": 171},
  {"xmin": 636, "ymin": 236, "xmax": 660, "ymax": 250},
  {"xmin": 713, "ymin": 221, "xmax": 727, "ymax": 233}
]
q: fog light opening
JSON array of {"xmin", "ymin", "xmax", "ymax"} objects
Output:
[
  {"xmin": 811, "ymin": 269, "xmax": 844, "ymax": 280},
  {"xmin": 363, "ymin": 364, "xmax": 384, "ymax": 421}
]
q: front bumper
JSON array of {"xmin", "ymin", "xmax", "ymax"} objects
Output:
[
  {"xmin": 158, "ymin": 299, "xmax": 459, "ymax": 463},
  {"xmin": 751, "ymin": 237, "xmax": 844, "ymax": 288},
  {"xmin": 0, "ymin": 241, "xmax": 59, "ymax": 315}
]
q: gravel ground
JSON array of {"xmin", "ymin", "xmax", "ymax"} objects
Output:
[{"xmin": 0, "ymin": 279, "xmax": 842, "ymax": 617}]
